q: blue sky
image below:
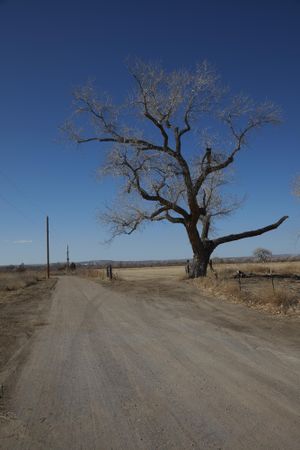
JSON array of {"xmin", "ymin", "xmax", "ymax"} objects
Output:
[{"xmin": 0, "ymin": 0, "xmax": 299, "ymax": 265}]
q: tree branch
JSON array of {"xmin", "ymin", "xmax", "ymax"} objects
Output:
[
  {"xmin": 121, "ymin": 155, "xmax": 190, "ymax": 219},
  {"xmin": 212, "ymin": 216, "xmax": 288, "ymax": 248},
  {"xmin": 77, "ymin": 135, "xmax": 165, "ymax": 152},
  {"xmin": 193, "ymin": 100, "xmax": 281, "ymax": 195}
]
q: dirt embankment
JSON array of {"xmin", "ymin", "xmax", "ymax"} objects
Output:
[{"xmin": 0, "ymin": 277, "xmax": 56, "ymax": 396}]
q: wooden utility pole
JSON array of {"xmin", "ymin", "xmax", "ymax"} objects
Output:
[
  {"xmin": 66, "ymin": 244, "xmax": 70, "ymax": 270},
  {"xmin": 46, "ymin": 216, "xmax": 50, "ymax": 279}
]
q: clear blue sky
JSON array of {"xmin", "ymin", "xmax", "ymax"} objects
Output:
[{"xmin": 0, "ymin": 0, "xmax": 299, "ymax": 265}]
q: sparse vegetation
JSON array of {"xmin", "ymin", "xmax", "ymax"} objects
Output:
[
  {"xmin": 0, "ymin": 272, "xmax": 56, "ymax": 379},
  {"xmin": 78, "ymin": 267, "xmax": 106, "ymax": 280},
  {"xmin": 0, "ymin": 271, "xmax": 41, "ymax": 292},
  {"xmin": 194, "ymin": 261, "xmax": 299, "ymax": 314}
]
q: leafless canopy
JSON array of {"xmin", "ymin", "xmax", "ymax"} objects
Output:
[
  {"xmin": 293, "ymin": 175, "xmax": 300, "ymax": 197},
  {"xmin": 253, "ymin": 247, "xmax": 272, "ymax": 263},
  {"xmin": 63, "ymin": 60, "xmax": 287, "ymax": 276}
]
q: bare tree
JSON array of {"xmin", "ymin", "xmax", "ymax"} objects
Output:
[
  {"xmin": 253, "ymin": 247, "xmax": 272, "ymax": 263},
  {"xmin": 63, "ymin": 60, "xmax": 288, "ymax": 277},
  {"xmin": 293, "ymin": 175, "xmax": 300, "ymax": 197}
]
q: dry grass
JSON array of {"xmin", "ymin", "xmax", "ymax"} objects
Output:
[
  {"xmin": 259, "ymin": 286, "xmax": 298, "ymax": 313},
  {"xmin": 195, "ymin": 274, "xmax": 299, "ymax": 315},
  {"xmin": 78, "ymin": 268, "xmax": 107, "ymax": 280},
  {"xmin": 212, "ymin": 261, "xmax": 300, "ymax": 278},
  {"xmin": 0, "ymin": 272, "xmax": 43, "ymax": 292},
  {"xmin": 115, "ymin": 266, "xmax": 185, "ymax": 281},
  {"xmin": 79, "ymin": 265, "xmax": 185, "ymax": 282},
  {"xmin": 207, "ymin": 261, "xmax": 300, "ymax": 314}
]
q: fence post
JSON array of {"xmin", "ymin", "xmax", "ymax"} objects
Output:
[
  {"xmin": 106, "ymin": 264, "xmax": 113, "ymax": 280},
  {"xmin": 237, "ymin": 270, "xmax": 242, "ymax": 291},
  {"xmin": 271, "ymin": 272, "xmax": 275, "ymax": 293},
  {"xmin": 269, "ymin": 268, "xmax": 275, "ymax": 293}
]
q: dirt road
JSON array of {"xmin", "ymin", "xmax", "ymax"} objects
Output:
[{"xmin": 1, "ymin": 276, "xmax": 299, "ymax": 449}]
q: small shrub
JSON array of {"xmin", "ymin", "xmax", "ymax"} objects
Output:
[
  {"xmin": 16, "ymin": 263, "xmax": 26, "ymax": 273},
  {"xmin": 258, "ymin": 286, "xmax": 298, "ymax": 313}
]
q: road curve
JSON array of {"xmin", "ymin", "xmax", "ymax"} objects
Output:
[{"xmin": 1, "ymin": 276, "xmax": 299, "ymax": 449}]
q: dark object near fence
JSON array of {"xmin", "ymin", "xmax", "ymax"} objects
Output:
[
  {"xmin": 233, "ymin": 270, "xmax": 246, "ymax": 279},
  {"xmin": 106, "ymin": 264, "xmax": 113, "ymax": 280},
  {"xmin": 185, "ymin": 260, "xmax": 190, "ymax": 276},
  {"xmin": 16, "ymin": 263, "xmax": 26, "ymax": 273}
]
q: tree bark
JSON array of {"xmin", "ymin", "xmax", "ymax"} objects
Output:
[
  {"xmin": 185, "ymin": 223, "xmax": 213, "ymax": 278},
  {"xmin": 190, "ymin": 250, "xmax": 212, "ymax": 278}
]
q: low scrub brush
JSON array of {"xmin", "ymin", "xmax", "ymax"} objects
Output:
[{"xmin": 194, "ymin": 276, "xmax": 298, "ymax": 314}]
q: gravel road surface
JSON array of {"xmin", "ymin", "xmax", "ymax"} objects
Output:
[{"xmin": 1, "ymin": 276, "xmax": 299, "ymax": 449}]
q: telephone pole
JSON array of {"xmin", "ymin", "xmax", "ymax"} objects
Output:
[
  {"xmin": 46, "ymin": 216, "xmax": 50, "ymax": 279},
  {"xmin": 66, "ymin": 244, "xmax": 70, "ymax": 270}
]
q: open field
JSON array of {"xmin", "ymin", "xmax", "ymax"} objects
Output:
[
  {"xmin": 83, "ymin": 260, "xmax": 300, "ymax": 280},
  {"xmin": 84, "ymin": 261, "xmax": 300, "ymax": 315},
  {"xmin": 115, "ymin": 265, "xmax": 186, "ymax": 281}
]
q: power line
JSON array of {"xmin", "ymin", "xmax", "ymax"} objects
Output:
[
  {"xmin": 0, "ymin": 191, "xmax": 36, "ymax": 224},
  {"xmin": 0, "ymin": 169, "xmax": 67, "ymax": 248},
  {"xmin": 0, "ymin": 168, "xmax": 47, "ymax": 218}
]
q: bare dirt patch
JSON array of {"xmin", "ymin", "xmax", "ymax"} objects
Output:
[
  {"xmin": 84, "ymin": 262, "xmax": 300, "ymax": 315},
  {"xmin": 84, "ymin": 268, "xmax": 300, "ymax": 351},
  {"xmin": 0, "ymin": 276, "xmax": 299, "ymax": 449},
  {"xmin": 0, "ymin": 274, "xmax": 57, "ymax": 404}
]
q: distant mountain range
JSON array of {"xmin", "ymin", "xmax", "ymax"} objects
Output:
[
  {"xmin": 74, "ymin": 254, "xmax": 300, "ymax": 267},
  {"xmin": 2, "ymin": 254, "xmax": 300, "ymax": 270}
]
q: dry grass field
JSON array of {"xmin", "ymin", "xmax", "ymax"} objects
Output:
[
  {"xmin": 212, "ymin": 261, "xmax": 300, "ymax": 277},
  {"xmin": 0, "ymin": 272, "xmax": 41, "ymax": 292},
  {"xmin": 198, "ymin": 261, "xmax": 300, "ymax": 314},
  {"xmin": 85, "ymin": 261, "xmax": 300, "ymax": 316},
  {"xmin": 115, "ymin": 265, "xmax": 185, "ymax": 281},
  {"xmin": 79, "ymin": 265, "xmax": 185, "ymax": 282}
]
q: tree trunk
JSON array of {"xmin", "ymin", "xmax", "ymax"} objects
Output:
[
  {"xmin": 185, "ymin": 222, "xmax": 213, "ymax": 278},
  {"xmin": 189, "ymin": 250, "xmax": 211, "ymax": 278}
]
